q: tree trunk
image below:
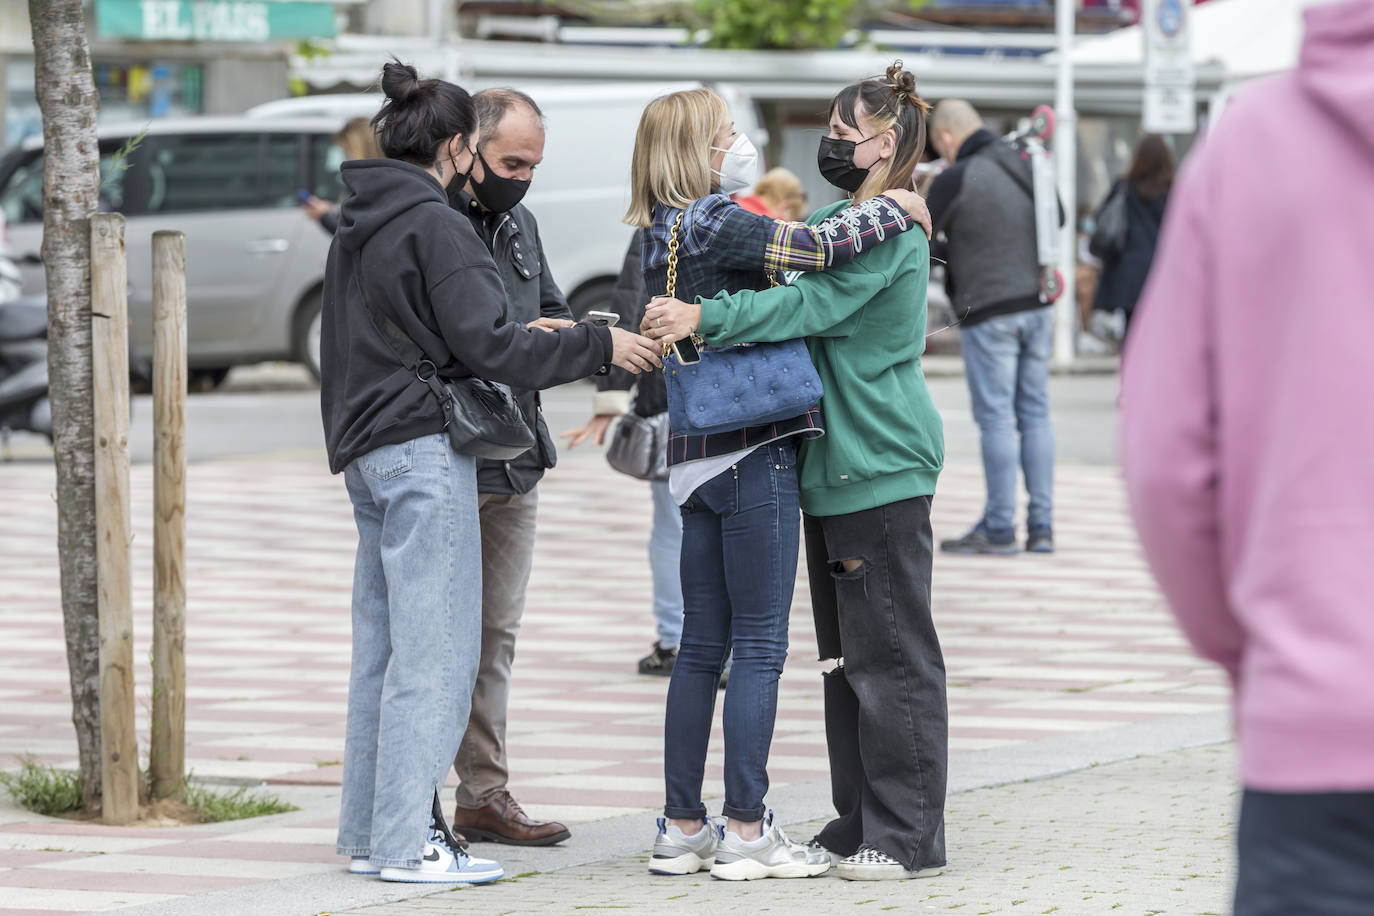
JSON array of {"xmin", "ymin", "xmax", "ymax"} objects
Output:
[{"xmin": 30, "ymin": 0, "xmax": 104, "ymax": 810}]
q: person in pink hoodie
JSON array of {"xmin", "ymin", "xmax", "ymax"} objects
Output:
[{"xmin": 1120, "ymin": 2, "xmax": 1374, "ymax": 912}]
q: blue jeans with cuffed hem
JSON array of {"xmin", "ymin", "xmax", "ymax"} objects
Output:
[
  {"xmin": 649, "ymin": 478, "xmax": 685, "ymax": 651},
  {"xmin": 335, "ymin": 433, "xmax": 482, "ymax": 868},
  {"xmin": 960, "ymin": 308, "xmax": 1056, "ymax": 534},
  {"xmin": 663, "ymin": 441, "xmax": 800, "ymax": 823}
]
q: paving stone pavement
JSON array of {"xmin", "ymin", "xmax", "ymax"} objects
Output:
[
  {"xmin": 0, "ymin": 395, "xmax": 1233, "ymax": 912},
  {"xmin": 346, "ymin": 743, "xmax": 1238, "ymax": 916}
]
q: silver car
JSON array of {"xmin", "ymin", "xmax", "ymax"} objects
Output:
[{"xmin": 0, "ymin": 116, "xmax": 350, "ymax": 383}]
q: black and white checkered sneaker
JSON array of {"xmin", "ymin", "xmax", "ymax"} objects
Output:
[{"xmin": 835, "ymin": 844, "xmax": 945, "ymax": 881}]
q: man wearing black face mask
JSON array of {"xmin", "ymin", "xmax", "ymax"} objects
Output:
[{"xmin": 445, "ymin": 88, "xmax": 574, "ymax": 848}]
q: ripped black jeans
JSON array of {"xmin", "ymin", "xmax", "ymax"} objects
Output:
[{"xmin": 804, "ymin": 495, "xmax": 948, "ymax": 871}]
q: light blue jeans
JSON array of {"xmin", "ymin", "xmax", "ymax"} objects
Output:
[
  {"xmin": 336, "ymin": 432, "xmax": 482, "ymax": 868},
  {"xmin": 960, "ymin": 308, "xmax": 1056, "ymax": 535},
  {"xmin": 650, "ymin": 478, "xmax": 685, "ymax": 651}
]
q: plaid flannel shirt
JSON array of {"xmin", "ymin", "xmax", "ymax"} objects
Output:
[{"xmin": 642, "ymin": 193, "xmax": 915, "ymax": 465}]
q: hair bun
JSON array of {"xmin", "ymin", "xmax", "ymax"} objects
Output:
[
  {"xmin": 380, "ymin": 60, "xmax": 423, "ymax": 106},
  {"xmin": 885, "ymin": 61, "xmax": 917, "ymax": 97}
]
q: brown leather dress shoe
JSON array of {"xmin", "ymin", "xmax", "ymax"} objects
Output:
[{"xmin": 452, "ymin": 790, "xmax": 571, "ymax": 846}]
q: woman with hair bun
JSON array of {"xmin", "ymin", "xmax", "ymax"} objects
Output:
[
  {"xmin": 646, "ymin": 61, "xmax": 948, "ymax": 882},
  {"xmin": 321, "ymin": 60, "xmax": 659, "ymax": 885}
]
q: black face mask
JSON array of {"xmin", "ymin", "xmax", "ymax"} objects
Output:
[
  {"xmin": 817, "ymin": 135, "xmax": 875, "ymax": 193},
  {"xmin": 470, "ymin": 148, "xmax": 532, "ymax": 213},
  {"xmin": 446, "ymin": 142, "xmax": 476, "ymax": 190}
]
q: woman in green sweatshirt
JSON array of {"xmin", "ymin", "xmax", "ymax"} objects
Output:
[{"xmin": 644, "ymin": 62, "xmax": 947, "ymax": 882}]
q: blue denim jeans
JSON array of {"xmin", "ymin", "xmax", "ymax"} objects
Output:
[
  {"xmin": 336, "ymin": 433, "xmax": 482, "ymax": 868},
  {"xmin": 650, "ymin": 478, "xmax": 685, "ymax": 650},
  {"xmin": 960, "ymin": 308, "xmax": 1056, "ymax": 534},
  {"xmin": 663, "ymin": 440, "xmax": 800, "ymax": 823}
]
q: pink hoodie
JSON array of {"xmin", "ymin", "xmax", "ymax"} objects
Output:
[{"xmin": 1121, "ymin": 0, "xmax": 1374, "ymax": 792}]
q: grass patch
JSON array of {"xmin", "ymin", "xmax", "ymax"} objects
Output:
[
  {"xmin": 184, "ymin": 781, "xmax": 298, "ymax": 822},
  {"xmin": 0, "ymin": 757, "xmax": 83, "ymax": 816}
]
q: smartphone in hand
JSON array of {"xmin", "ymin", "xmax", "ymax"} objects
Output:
[
  {"xmin": 585, "ymin": 310, "xmax": 620, "ymax": 328},
  {"xmin": 296, "ymin": 189, "xmax": 313, "ymax": 204}
]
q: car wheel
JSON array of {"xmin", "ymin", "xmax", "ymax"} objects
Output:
[
  {"xmin": 567, "ymin": 278, "xmax": 617, "ymax": 323},
  {"xmin": 293, "ymin": 291, "xmax": 323, "ymax": 381}
]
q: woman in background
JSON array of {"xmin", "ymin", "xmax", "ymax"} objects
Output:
[{"xmin": 1094, "ymin": 134, "xmax": 1174, "ymax": 341}]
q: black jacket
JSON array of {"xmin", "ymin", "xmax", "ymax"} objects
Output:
[
  {"xmin": 595, "ymin": 230, "xmax": 667, "ymax": 418},
  {"xmin": 452, "ymin": 190, "xmax": 574, "ymax": 495},
  {"xmin": 1094, "ymin": 180, "xmax": 1167, "ymax": 315},
  {"xmin": 319, "ymin": 159, "xmax": 612, "ymax": 474}
]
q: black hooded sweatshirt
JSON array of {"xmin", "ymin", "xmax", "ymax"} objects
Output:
[{"xmin": 320, "ymin": 159, "xmax": 612, "ymax": 474}]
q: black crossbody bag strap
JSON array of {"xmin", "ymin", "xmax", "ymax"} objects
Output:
[{"xmin": 352, "ymin": 256, "xmax": 454, "ymax": 407}]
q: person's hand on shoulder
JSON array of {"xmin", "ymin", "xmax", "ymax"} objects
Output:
[{"xmin": 882, "ymin": 188, "xmax": 932, "ymax": 239}]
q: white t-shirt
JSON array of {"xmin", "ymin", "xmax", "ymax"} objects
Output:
[{"xmin": 668, "ymin": 446, "xmax": 760, "ymax": 506}]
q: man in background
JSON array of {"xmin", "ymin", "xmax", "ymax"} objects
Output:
[{"xmin": 927, "ymin": 99, "xmax": 1058, "ymax": 556}]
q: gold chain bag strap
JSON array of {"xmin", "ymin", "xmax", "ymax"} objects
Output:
[
  {"xmin": 661, "ymin": 212, "xmax": 703, "ymax": 361},
  {"xmin": 658, "ymin": 207, "xmax": 823, "ymax": 437}
]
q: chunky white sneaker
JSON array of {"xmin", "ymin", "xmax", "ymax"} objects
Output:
[
  {"xmin": 649, "ymin": 817, "xmax": 719, "ymax": 875},
  {"xmin": 347, "ymin": 856, "xmax": 380, "ymax": 875},
  {"xmin": 835, "ymin": 844, "xmax": 944, "ymax": 881},
  {"xmin": 710, "ymin": 811, "xmax": 831, "ymax": 881}
]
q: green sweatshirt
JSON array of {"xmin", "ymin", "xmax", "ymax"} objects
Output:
[{"xmin": 695, "ymin": 199, "xmax": 944, "ymax": 517}]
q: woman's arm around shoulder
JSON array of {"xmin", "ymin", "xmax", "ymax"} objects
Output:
[{"xmin": 700, "ymin": 190, "xmax": 930, "ymax": 275}]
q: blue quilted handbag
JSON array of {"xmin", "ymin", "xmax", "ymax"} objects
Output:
[
  {"xmin": 664, "ymin": 340, "xmax": 823, "ymax": 436},
  {"xmin": 660, "ymin": 212, "xmax": 823, "ymax": 436}
]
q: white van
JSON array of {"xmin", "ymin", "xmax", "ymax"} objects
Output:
[{"xmin": 250, "ymin": 81, "xmax": 766, "ymax": 322}]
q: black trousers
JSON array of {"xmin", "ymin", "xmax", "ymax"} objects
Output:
[
  {"xmin": 1234, "ymin": 789, "xmax": 1374, "ymax": 916},
  {"xmin": 805, "ymin": 496, "xmax": 948, "ymax": 871}
]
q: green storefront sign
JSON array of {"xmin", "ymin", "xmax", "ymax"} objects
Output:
[{"xmin": 96, "ymin": 0, "xmax": 337, "ymax": 42}]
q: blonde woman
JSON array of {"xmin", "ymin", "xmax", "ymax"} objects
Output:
[
  {"xmin": 646, "ymin": 63, "xmax": 947, "ymax": 883},
  {"xmin": 624, "ymin": 87, "xmax": 931, "ymax": 881},
  {"xmin": 303, "ymin": 116, "xmax": 385, "ymax": 233}
]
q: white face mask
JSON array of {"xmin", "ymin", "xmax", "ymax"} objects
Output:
[{"xmin": 710, "ymin": 133, "xmax": 760, "ymax": 196}]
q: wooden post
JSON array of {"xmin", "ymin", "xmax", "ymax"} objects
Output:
[
  {"xmin": 150, "ymin": 232, "xmax": 187, "ymax": 802},
  {"xmin": 91, "ymin": 213, "xmax": 137, "ymax": 824}
]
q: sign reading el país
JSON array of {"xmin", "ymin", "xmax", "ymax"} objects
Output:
[{"xmin": 96, "ymin": 0, "xmax": 337, "ymax": 42}]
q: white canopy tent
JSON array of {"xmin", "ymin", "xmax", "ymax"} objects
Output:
[{"xmin": 1070, "ymin": 0, "xmax": 1326, "ymax": 82}]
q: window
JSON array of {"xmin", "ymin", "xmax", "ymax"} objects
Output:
[
  {"xmin": 141, "ymin": 132, "xmax": 303, "ymax": 214},
  {"xmin": 308, "ymin": 133, "xmax": 347, "ymax": 203},
  {"xmin": 0, "ymin": 144, "xmax": 136, "ymax": 224}
]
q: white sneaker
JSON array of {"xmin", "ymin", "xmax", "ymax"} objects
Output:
[
  {"xmin": 710, "ymin": 811, "xmax": 831, "ymax": 881},
  {"xmin": 347, "ymin": 856, "xmax": 379, "ymax": 875},
  {"xmin": 379, "ymin": 798, "xmax": 504, "ymax": 885},
  {"xmin": 649, "ymin": 817, "xmax": 719, "ymax": 875},
  {"xmin": 835, "ymin": 844, "xmax": 944, "ymax": 881},
  {"xmin": 378, "ymin": 840, "xmax": 504, "ymax": 884}
]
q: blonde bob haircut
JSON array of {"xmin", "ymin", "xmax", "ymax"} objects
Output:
[{"xmin": 624, "ymin": 88, "xmax": 730, "ymax": 228}]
